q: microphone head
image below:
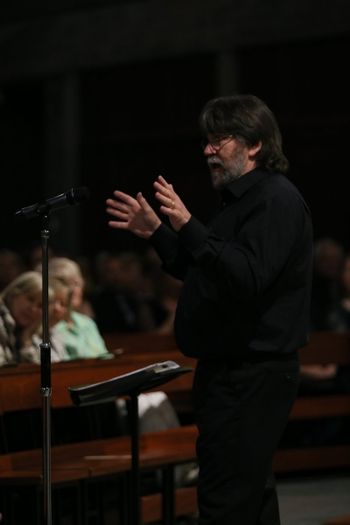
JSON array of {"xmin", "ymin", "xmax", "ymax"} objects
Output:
[{"xmin": 67, "ymin": 186, "xmax": 90, "ymax": 205}]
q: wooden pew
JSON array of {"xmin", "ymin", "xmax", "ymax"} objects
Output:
[
  {"xmin": 0, "ymin": 348, "xmax": 195, "ymax": 415},
  {"xmin": 1, "ymin": 330, "xmax": 350, "ymax": 524},
  {"xmin": 0, "ymin": 348, "xmax": 197, "ymax": 524},
  {"xmin": 0, "ymin": 425, "xmax": 198, "ymax": 524},
  {"xmin": 274, "ymin": 331, "xmax": 350, "ymax": 473},
  {"xmin": 103, "ymin": 331, "xmax": 350, "ymax": 474}
]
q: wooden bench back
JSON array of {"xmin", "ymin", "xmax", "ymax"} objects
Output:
[
  {"xmin": 299, "ymin": 332, "xmax": 350, "ymax": 365},
  {"xmin": 1, "ymin": 330, "xmax": 349, "ymax": 416},
  {"xmin": 0, "ymin": 350, "xmax": 195, "ymax": 414}
]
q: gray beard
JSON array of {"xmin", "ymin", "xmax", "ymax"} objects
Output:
[
  {"xmin": 211, "ymin": 167, "xmax": 244, "ymax": 189},
  {"xmin": 209, "ymin": 153, "xmax": 246, "ymax": 189}
]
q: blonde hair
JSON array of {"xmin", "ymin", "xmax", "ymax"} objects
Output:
[
  {"xmin": 1, "ymin": 271, "xmax": 44, "ymax": 306},
  {"xmin": 49, "ymin": 257, "xmax": 84, "ymax": 287},
  {"xmin": 49, "ymin": 276, "xmax": 73, "ymax": 306}
]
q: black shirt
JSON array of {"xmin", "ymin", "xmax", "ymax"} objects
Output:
[{"xmin": 151, "ymin": 168, "xmax": 313, "ymax": 359}]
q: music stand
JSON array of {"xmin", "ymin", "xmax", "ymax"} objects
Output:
[{"xmin": 68, "ymin": 360, "xmax": 192, "ymax": 525}]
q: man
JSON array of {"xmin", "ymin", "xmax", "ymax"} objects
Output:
[{"xmin": 106, "ymin": 94, "xmax": 313, "ymax": 524}]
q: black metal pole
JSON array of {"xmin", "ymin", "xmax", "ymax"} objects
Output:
[
  {"xmin": 129, "ymin": 393, "xmax": 140, "ymax": 525},
  {"xmin": 40, "ymin": 214, "xmax": 52, "ymax": 525}
]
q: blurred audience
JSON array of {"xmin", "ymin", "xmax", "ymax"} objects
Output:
[
  {"xmin": 90, "ymin": 251, "xmax": 161, "ymax": 333},
  {"xmin": 45, "ymin": 277, "xmax": 72, "ymax": 362},
  {"xmin": 46, "ymin": 256, "xmax": 94, "ymax": 318},
  {"xmin": 142, "ymin": 247, "xmax": 183, "ymax": 335},
  {"xmin": 310, "ymin": 237, "xmax": 344, "ymax": 331},
  {"xmin": 328, "ymin": 253, "xmax": 350, "ymax": 332},
  {"xmin": 319, "ymin": 252, "xmax": 350, "ymax": 394},
  {"xmin": 0, "ymin": 248, "xmax": 25, "ymax": 291},
  {"xmin": 0, "ymin": 245, "xmax": 184, "ymax": 364},
  {"xmin": 23, "ymin": 242, "xmax": 55, "ymax": 271},
  {"xmin": 47, "ymin": 257, "xmax": 111, "ymax": 360},
  {"xmin": 0, "ymin": 271, "xmax": 64, "ymax": 365},
  {"xmin": 302, "ymin": 238, "xmax": 345, "ymax": 386},
  {"xmin": 299, "ymin": 243, "xmax": 350, "ymax": 445}
]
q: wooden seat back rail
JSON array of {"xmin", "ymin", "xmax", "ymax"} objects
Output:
[
  {"xmin": 0, "ymin": 351, "xmax": 195, "ymax": 413},
  {"xmin": 1, "ymin": 330, "xmax": 349, "ymax": 414},
  {"xmin": 0, "ymin": 425, "xmax": 197, "ymax": 475},
  {"xmin": 0, "ymin": 426, "xmax": 199, "ymax": 524}
]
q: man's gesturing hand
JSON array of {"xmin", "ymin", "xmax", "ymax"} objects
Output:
[
  {"xmin": 154, "ymin": 175, "xmax": 191, "ymax": 232},
  {"xmin": 106, "ymin": 191, "xmax": 161, "ymax": 239}
]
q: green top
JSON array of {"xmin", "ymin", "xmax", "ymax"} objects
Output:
[{"xmin": 53, "ymin": 311, "xmax": 110, "ymax": 360}]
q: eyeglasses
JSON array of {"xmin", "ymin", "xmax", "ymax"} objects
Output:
[{"xmin": 201, "ymin": 136, "xmax": 233, "ymax": 153}]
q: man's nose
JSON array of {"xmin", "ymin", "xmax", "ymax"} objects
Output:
[{"xmin": 203, "ymin": 142, "xmax": 215, "ymax": 156}]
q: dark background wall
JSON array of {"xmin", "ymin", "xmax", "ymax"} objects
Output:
[{"xmin": 1, "ymin": 1, "xmax": 350, "ymax": 258}]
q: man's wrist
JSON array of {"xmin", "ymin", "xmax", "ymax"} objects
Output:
[
  {"xmin": 174, "ymin": 213, "xmax": 191, "ymax": 232},
  {"xmin": 147, "ymin": 219, "xmax": 162, "ymax": 238},
  {"xmin": 151, "ymin": 218, "xmax": 162, "ymax": 234}
]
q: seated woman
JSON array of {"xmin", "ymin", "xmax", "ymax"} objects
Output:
[
  {"xmin": 28, "ymin": 276, "xmax": 71, "ymax": 363},
  {"xmin": 47, "ymin": 257, "xmax": 111, "ymax": 360},
  {"xmin": 0, "ymin": 271, "xmax": 66, "ymax": 365}
]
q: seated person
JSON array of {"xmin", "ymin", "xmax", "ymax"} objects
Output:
[
  {"xmin": 301, "ymin": 252, "xmax": 350, "ymax": 394},
  {"xmin": 47, "ymin": 257, "xmax": 111, "ymax": 360},
  {"xmin": 90, "ymin": 251, "xmax": 161, "ymax": 333},
  {"xmin": 0, "ymin": 271, "xmax": 64, "ymax": 365},
  {"xmin": 310, "ymin": 237, "xmax": 344, "ymax": 331},
  {"xmin": 301, "ymin": 239, "xmax": 345, "ymax": 389},
  {"xmin": 328, "ymin": 253, "xmax": 350, "ymax": 334},
  {"xmin": 28, "ymin": 276, "xmax": 71, "ymax": 363}
]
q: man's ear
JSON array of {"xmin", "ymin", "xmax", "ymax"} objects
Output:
[{"xmin": 248, "ymin": 141, "xmax": 262, "ymax": 159}]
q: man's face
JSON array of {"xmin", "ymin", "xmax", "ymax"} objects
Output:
[{"xmin": 203, "ymin": 136, "xmax": 257, "ymax": 189}]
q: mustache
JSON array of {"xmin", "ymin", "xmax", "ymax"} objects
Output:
[{"xmin": 207, "ymin": 157, "xmax": 223, "ymax": 167}]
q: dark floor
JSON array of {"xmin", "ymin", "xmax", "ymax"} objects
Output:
[
  {"xmin": 176, "ymin": 472, "xmax": 350, "ymax": 525},
  {"xmin": 278, "ymin": 472, "xmax": 350, "ymax": 525}
]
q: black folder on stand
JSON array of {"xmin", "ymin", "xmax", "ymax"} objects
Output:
[
  {"xmin": 68, "ymin": 360, "xmax": 192, "ymax": 406},
  {"xmin": 68, "ymin": 360, "xmax": 193, "ymax": 525}
]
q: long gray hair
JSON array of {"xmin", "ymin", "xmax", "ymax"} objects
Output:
[{"xmin": 200, "ymin": 94, "xmax": 289, "ymax": 174}]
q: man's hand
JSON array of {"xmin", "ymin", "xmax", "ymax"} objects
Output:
[
  {"xmin": 106, "ymin": 191, "xmax": 161, "ymax": 239},
  {"xmin": 154, "ymin": 175, "xmax": 191, "ymax": 232}
]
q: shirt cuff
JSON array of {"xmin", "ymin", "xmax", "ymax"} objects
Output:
[
  {"xmin": 150, "ymin": 222, "xmax": 177, "ymax": 252},
  {"xmin": 178, "ymin": 216, "xmax": 209, "ymax": 257}
]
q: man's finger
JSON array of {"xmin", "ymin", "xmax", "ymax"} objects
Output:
[
  {"xmin": 106, "ymin": 200, "xmax": 129, "ymax": 213},
  {"xmin": 108, "ymin": 220, "xmax": 129, "ymax": 230},
  {"xmin": 113, "ymin": 190, "xmax": 137, "ymax": 206},
  {"xmin": 106, "ymin": 198, "xmax": 119, "ymax": 208},
  {"xmin": 136, "ymin": 192, "xmax": 152, "ymax": 211},
  {"xmin": 107, "ymin": 208, "xmax": 128, "ymax": 220},
  {"xmin": 157, "ymin": 175, "xmax": 172, "ymax": 189},
  {"xmin": 154, "ymin": 181, "xmax": 175, "ymax": 200}
]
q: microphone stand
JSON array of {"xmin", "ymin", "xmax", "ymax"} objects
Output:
[
  {"xmin": 14, "ymin": 186, "xmax": 89, "ymax": 525},
  {"xmin": 40, "ymin": 213, "xmax": 53, "ymax": 525}
]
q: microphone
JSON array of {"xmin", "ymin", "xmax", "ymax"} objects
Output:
[{"xmin": 15, "ymin": 187, "xmax": 90, "ymax": 220}]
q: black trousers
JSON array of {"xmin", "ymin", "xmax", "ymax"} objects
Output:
[{"xmin": 193, "ymin": 355, "xmax": 299, "ymax": 525}]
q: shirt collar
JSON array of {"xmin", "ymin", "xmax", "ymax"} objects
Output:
[{"xmin": 220, "ymin": 168, "xmax": 272, "ymax": 204}]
